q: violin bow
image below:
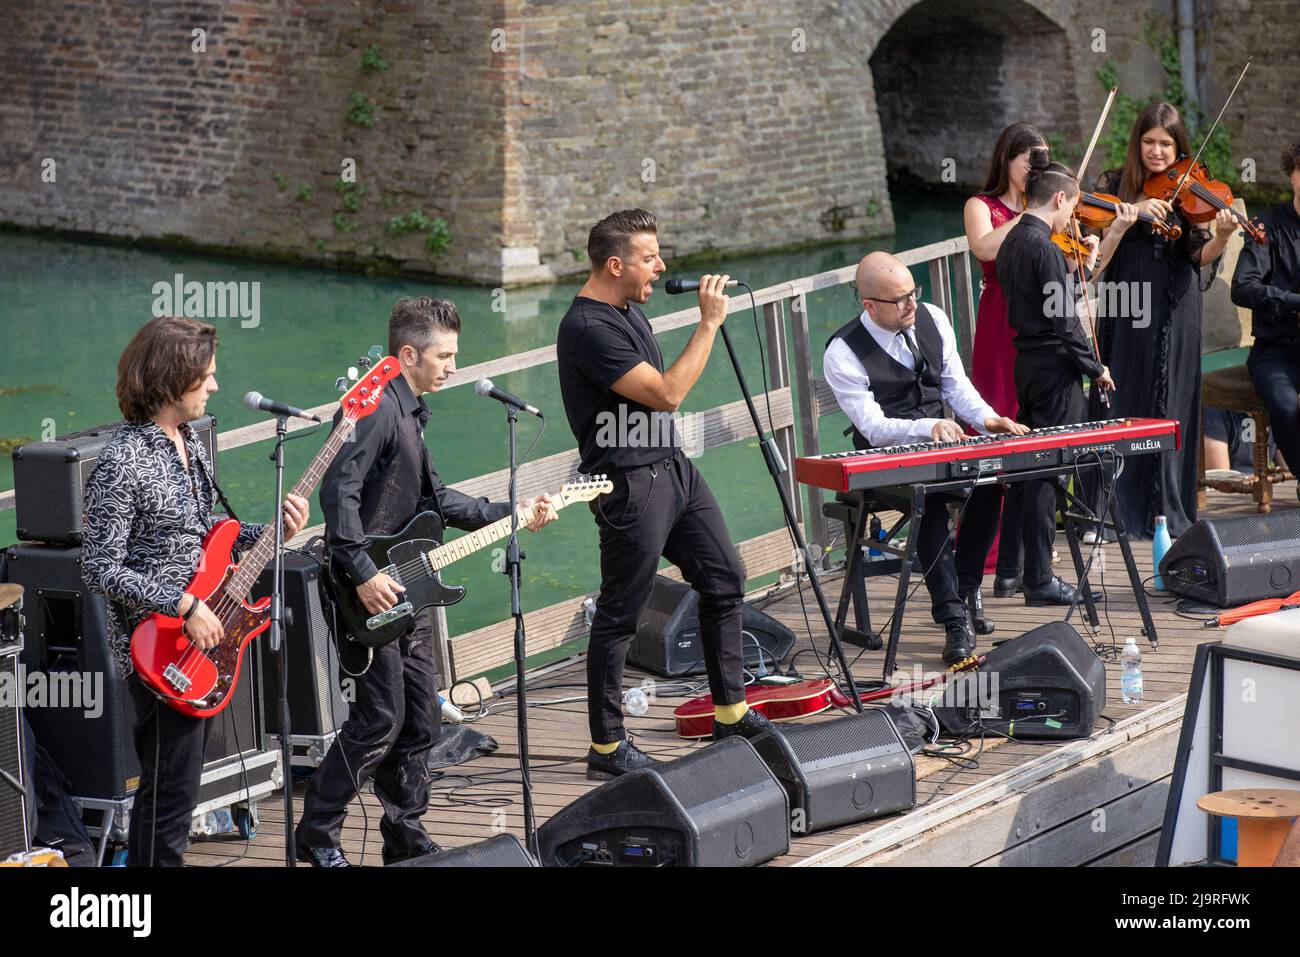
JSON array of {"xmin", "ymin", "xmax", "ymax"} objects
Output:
[
  {"xmin": 1166, "ymin": 57, "xmax": 1252, "ymax": 211},
  {"xmin": 1069, "ymin": 86, "xmax": 1119, "ymax": 406}
]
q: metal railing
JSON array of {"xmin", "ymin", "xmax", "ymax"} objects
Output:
[{"xmin": 2, "ymin": 236, "xmax": 979, "ymax": 681}]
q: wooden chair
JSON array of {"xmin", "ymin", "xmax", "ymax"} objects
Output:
[{"xmin": 1199, "ymin": 365, "xmax": 1294, "ymax": 513}]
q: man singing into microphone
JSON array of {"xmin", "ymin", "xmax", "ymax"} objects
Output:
[
  {"xmin": 295, "ymin": 297, "xmax": 557, "ymax": 866},
  {"xmin": 557, "ymin": 208, "xmax": 771, "ymax": 779}
]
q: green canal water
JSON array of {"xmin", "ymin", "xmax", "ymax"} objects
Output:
[{"xmin": 0, "ymin": 189, "xmax": 964, "ymax": 642}]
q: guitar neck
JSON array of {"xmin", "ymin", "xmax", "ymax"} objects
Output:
[
  {"xmin": 225, "ymin": 416, "xmax": 356, "ymax": 601},
  {"xmin": 426, "ymin": 496, "xmax": 571, "ymax": 570}
]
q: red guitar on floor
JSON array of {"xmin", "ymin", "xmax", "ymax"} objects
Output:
[{"xmin": 130, "ymin": 353, "xmax": 400, "ymax": 717}]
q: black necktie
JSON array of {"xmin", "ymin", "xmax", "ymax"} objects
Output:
[{"xmin": 897, "ymin": 329, "xmax": 925, "ymax": 375}]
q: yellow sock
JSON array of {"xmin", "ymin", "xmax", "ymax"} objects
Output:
[
  {"xmin": 714, "ymin": 701, "xmax": 750, "ymax": 725},
  {"xmin": 591, "ymin": 740, "xmax": 621, "ymax": 755}
]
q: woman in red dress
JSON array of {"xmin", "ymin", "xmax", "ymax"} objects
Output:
[{"xmin": 963, "ymin": 123, "xmax": 1048, "ymax": 598}]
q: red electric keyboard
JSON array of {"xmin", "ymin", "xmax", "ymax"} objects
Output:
[{"xmin": 796, "ymin": 418, "xmax": 1180, "ymax": 493}]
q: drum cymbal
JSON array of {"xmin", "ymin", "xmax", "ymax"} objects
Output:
[{"xmin": 0, "ymin": 583, "xmax": 23, "ymax": 611}]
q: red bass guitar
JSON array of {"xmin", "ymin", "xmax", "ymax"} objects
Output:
[{"xmin": 130, "ymin": 355, "xmax": 400, "ymax": 717}]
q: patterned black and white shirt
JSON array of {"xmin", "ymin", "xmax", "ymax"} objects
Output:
[{"xmin": 81, "ymin": 420, "xmax": 265, "ymax": 679}]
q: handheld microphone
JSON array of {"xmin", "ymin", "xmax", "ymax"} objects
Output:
[
  {"xmin": 475, "ymin": 378, "xmax": 542, "ymax": 418},
  {"xmin": 243, "ymin": 391, "xmax": 322, "ymax": 422},
  {"xmin": 664, "ymin": 278, "xmax": 741, "ymax": 295}
]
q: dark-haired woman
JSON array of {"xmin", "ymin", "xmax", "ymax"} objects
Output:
[
  {"xmin": 1091, "ymin": 102, "xmax": 1236, "ymax": 538},
  {"xmin": 963, "ymin": 123, "xmax": 1047, "ymax": 596}
]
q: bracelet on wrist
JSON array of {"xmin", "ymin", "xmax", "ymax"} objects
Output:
[{"xmin": 182, "ymin": 597, "xmax": 200, "ymax": 621}]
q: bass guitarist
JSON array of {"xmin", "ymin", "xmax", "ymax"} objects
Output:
[
  {"xmin": 82, "ymin": 316, "xmax": 310, "ymax": 867},
  {"xmin": 295, "ymin": 297, "xmax": 557, "ymax": 867}
]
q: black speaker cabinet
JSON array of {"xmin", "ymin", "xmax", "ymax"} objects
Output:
[
  {"xmin": 933, "ymin": 621, "xmax": 1106, "ymax": 739},
  {"xmin": 253, "ymin": 552, "xmax": 349, "ymax": 737},
  {"xmin": 387, "ymin": 833, "xmax": 537, "ymax": 867},
  {"xmin": 628, "ymin": 574, "xmax": 798, "ymax": 678},
  {"xmin": 0, "ymin": 647, "xmax": 30, "ymax": 859},
  {"xmin": 11, "ymin": 415, "xmax": 217, "ymax": 545},
  {"xmin": 1160, "ymin": 512, "xmax": 1300, "ymax": 607},
  {"xmin": 537, "ymin": 737, "xmax": 789, "ymax": 867},
  {"xmin": 3, "ymin": 543, "xmax": 262, "ymax": 800},
  {"xmin": 4, "ymin": 543, "xmax": 139, "ymax": 799},
  {"xmin": 749, "ymin": 709, "xmax": 915, "ymax": 834}
]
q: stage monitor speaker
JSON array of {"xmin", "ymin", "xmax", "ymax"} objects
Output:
[
  {"xmin": 933, "ymin": 621, "xmax": 1106, "ymax": 739},
  {"xmin": 1160, "ymin": 512, "xmax": 1300, "ymax": 607},
  {"xmin": 11, "ymin": 415, "xmax": 217, "ymax": 545},
  {"xmin": 387, "ymin": 833, "xmax": 537, "ymax": 867},
  {"xmin": 749, "ymin": 709, "xmax": 915, "ymax": 834},
  {"xmin": 0, "ymin": 647, "xmax": 31, "ymax": 859},
  {"xmin": 3, "ymin": 543, "xmax": 263, "ymax": 800},
  {"xmin": 628, "ymin": 574, "xmax": 797, "ymax": 678},
  {"xmin": 253, "ymin": 551, "xmax": 349, "ymax": 737},
  {"xmin": 537, "ymin": 737, "xmax": 789, "ymax": 867}
]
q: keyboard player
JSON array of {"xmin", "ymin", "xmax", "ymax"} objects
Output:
[{"xmin": 823, "ymin": 252, "xmax": 1029, "ymax": 664}]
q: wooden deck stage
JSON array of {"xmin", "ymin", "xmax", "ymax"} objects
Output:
[{"xmin": 185, "ymin": 484, "xmax": 1298, "ymax": 867}]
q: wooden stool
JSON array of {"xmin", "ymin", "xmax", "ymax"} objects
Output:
[
  {"xmin": 1199, "ymin": 365, "xmax": 1294, "ymax": 513},
  {"xmin": 1196, "ymin": 788, "xmax": 1300, "ymax": 866}
]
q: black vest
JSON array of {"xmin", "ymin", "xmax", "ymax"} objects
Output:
[{"xmin": 827, "ymin": 304, "xmax": 945, "ymax": 450}]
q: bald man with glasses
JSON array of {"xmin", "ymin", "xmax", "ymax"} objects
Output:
[{"xmin": 823, "ymin": 252, "xmax": 1028, "ymax": 664}]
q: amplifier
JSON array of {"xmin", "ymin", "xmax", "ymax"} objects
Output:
[
  {"xmin": 750, "ymin": 710, "xmax": 915, "ymax": 833},
  {"xmin": 387, "ymin": 833, "xmax": 537, "ymax": 867},
  {"xmin": 933, "ymin": 621, "xmax": 1106, "ymax": 739},
  {"xmin": 1160, "ymin": 513, "xmax": 1300, "ymax": 607},
  {"xmin": 0, "ymin": 646, "xmax": 30, "ymax": 859},
  {"xmin": 537, "ymin": 737, "xmax": 789, "ymax": 867},
  {"xmin": 11, "ymin": 414, "xmax": 217, "ymax": 544},
  {"xmin": 629, "ymin": 575, "xmax": 797, "ymax": 678},
  {"xmin": 254, "ymin": 551, "xmax": 349, "ymax": 737}
]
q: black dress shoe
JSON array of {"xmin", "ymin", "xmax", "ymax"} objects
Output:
[
  {"xmin": 296, "ymin": 844, "xmax": 351, "ymax": 868},
  {"xmin": 586, "ymin": 740, "xmax": 658, "ymax": 780},
  {"xmin": 712, "ymin": 707, "xmax": 774, "ymax": 742},
  {"xmin": 1024, "ymin": 576, "xmax": 1103, "ymax": 607},
  {"xmin": 992, "ymin": 574, "xmax": 1023, "ymax": 597},
  {"xmin": 960, "ymin": 588, "xmax": 995, "ymax": 636},
  {"xmin": 383, "ymin": 840, "xmax": 443, "ymax": 866},
  {"xmin": 942, "ymin": 617, "xmax": 975, "ymax": 666}
]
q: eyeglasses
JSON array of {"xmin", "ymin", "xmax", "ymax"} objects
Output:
[{"xmin": 865, "ymin": 287, "xmax": 921, "ymax": 309}]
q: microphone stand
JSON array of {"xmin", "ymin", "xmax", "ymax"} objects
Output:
[
  {"xmin": 503, "ymin": 403, "xmax": 537, "ymax": 855},
  {"xmin": 716, "ymin": 316, "xmax": 864, "ymax": 711},
  {"xmin": 269, "ymin": 414, "xmax": 295, "ymax": 867}
]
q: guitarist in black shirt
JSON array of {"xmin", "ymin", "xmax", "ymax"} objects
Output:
[{"xmin": 295, "ymin": 297, "xmax": 557, "ymax": 867}]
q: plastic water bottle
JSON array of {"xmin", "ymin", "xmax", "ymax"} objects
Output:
[
  {"xmin": 1152, "ymin": 515, "xmax": 1172, "ymax": 591},
  {"xmin": 1120, "ymin": 637, "xmax": 1144, "ymax": 704},
  {"xmin": 624, "ymin": 687, "xmax": 650, "ymax": 716}
]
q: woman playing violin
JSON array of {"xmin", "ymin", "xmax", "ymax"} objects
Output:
[{"xmin": 1090, "ymin": 102, "xmax": 1237, "ymax": 538}]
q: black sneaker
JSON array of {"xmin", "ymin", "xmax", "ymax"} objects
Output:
[
  {"xmin": 383, "ymin": 840, "xmax": 443, "ymax": 866},
  {"xmin": 586, "ymin": 740, "xmax": 658, "ymax": 781},
  {"xmin": 1024, "ymin": 576, "xmax": 1102, "ymax": 606},
  {"xmin": 711, "ymin": 707, "xmax": 774, "ymax": 742},
  {"xmin": 942, "ymin": 617, "xmax": 975, "ymax": 666},
  {"xmin": 296, "ymin": 844, "xmax": 351, "ymax": 868},
  {"xmin": 992, "ymin": 574, "xmax": 1023, "ymax": 597},
  {"xmin": 960, "ymin": 588, "xmax": 995, "ymax": 636}
]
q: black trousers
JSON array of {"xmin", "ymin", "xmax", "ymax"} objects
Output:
[
  {"xmin": 127, "ymin": 675, "xmax": 210, "ymax": 867},
  {"xmin": 1016, "ymin": 356, "xmax": 1088, "ymax": 587},
  {"xmin": 918, "ymin": 484, "xmax": 1003, "ymax": 623},
  {"xmin": 993, "ymin": 483, "xmax": 1026, "ymax": 579},
  {"xmin": 1248, "ymin": 341, "xmax": 1300, "ymax": 475},
  {"xmin": 587, "ymin": 453, "xmax": 746, "ymax": 744},
  {"xmin": 297, "ymin": 612, "xmax": 439, "ymax": 854}
]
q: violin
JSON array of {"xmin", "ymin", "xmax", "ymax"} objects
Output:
[
  {"xmin": 1051, "ymin": 228, "xmax": 1092, "ymax": 260},
  {"xmin": 1144, "ymin": 156, "xmax": 1267, "ymax": 244},
  {"xmin": 1076, "ymin": 190, "xmax": 1181, "ymax": 241}
]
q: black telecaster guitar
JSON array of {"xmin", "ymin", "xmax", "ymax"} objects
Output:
[{"xmin": 327, "ymin": 477, "xmax": 611, "ymax": 648}]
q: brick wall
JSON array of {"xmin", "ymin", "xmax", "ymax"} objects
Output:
[{"xmin": 0, "ymin": 0, "xmax": 1294, "ymax": 285}]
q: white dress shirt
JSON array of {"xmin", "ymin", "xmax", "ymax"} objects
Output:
[{"xmin": 823, "ymin": 303, "xmax": 998, "ymax": 448}]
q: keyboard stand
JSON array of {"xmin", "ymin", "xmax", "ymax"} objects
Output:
[{"xmin": 829, "ymin": 454, "xmax": 1160, "ymax": 681}]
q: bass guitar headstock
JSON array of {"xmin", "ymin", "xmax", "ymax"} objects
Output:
[{"xmin": 339, "ymin": 350, "xmax": 400, "ymax": 423}]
